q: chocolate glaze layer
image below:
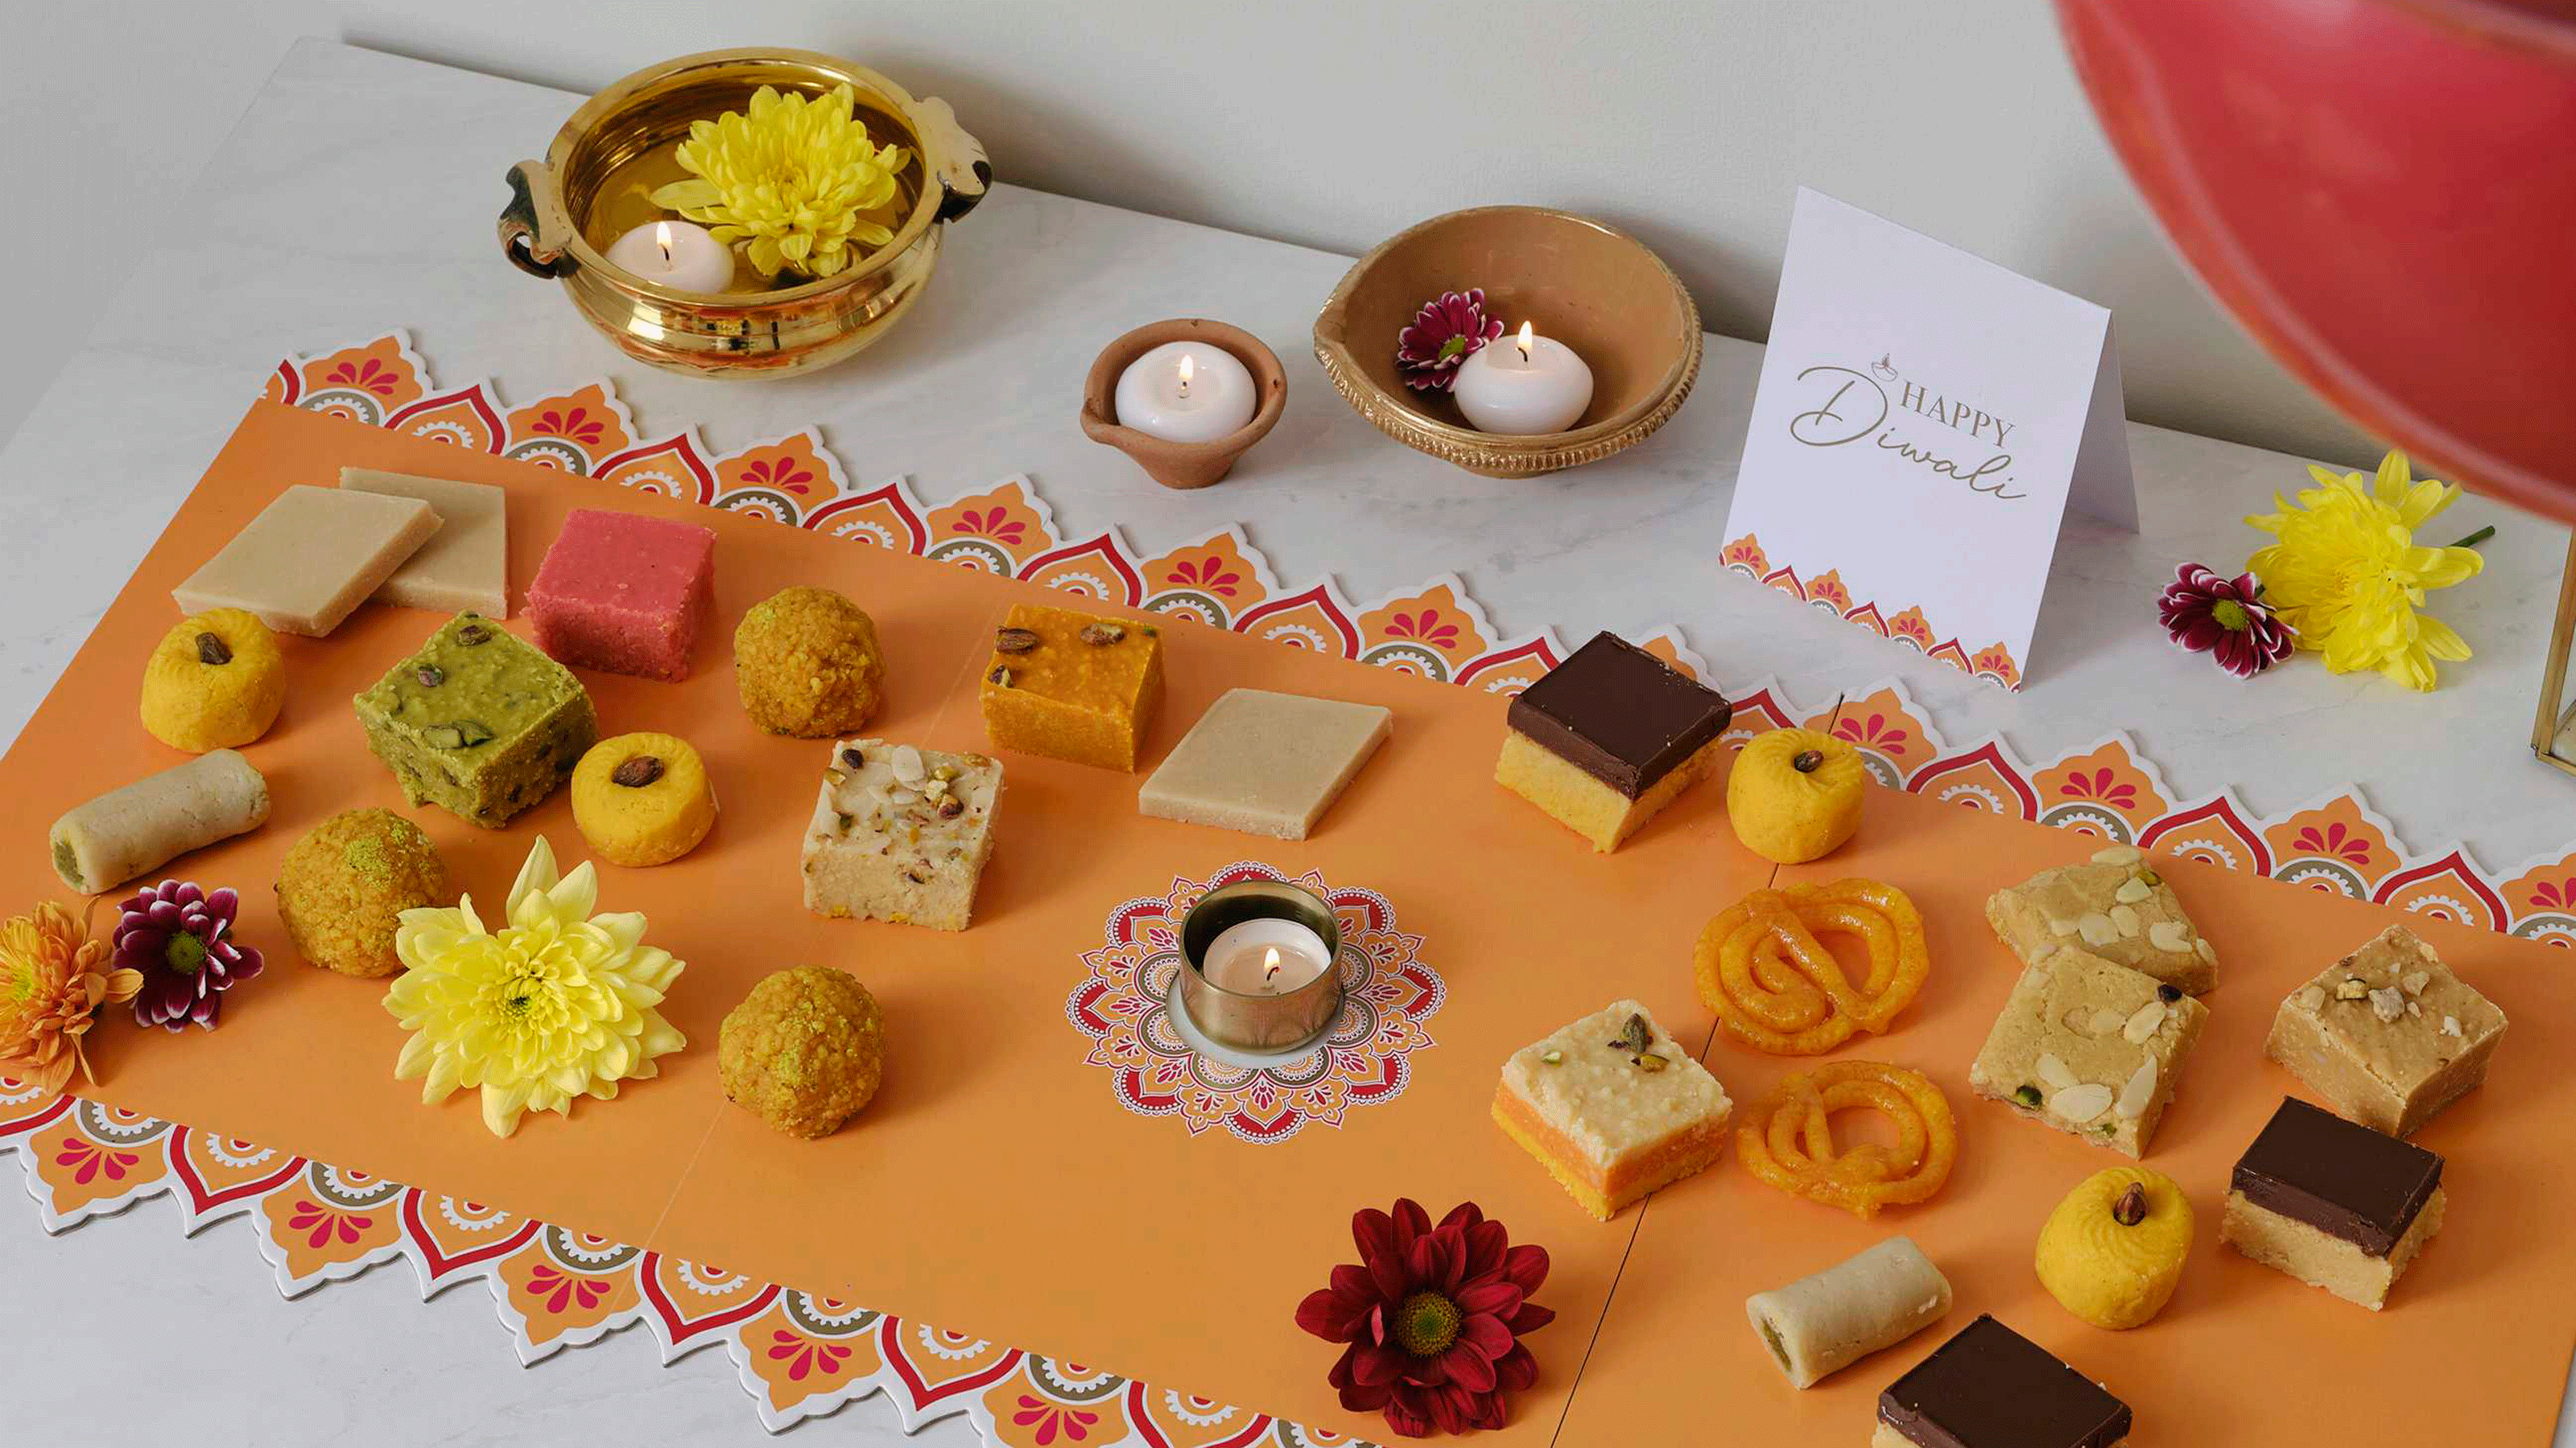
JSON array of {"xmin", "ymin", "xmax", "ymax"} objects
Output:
[
  {"xmin": 2231, "ymin": 1096, "xmax": 2442, "ymax": 1257},
  {"xmin": 1505, "ymin": 631, "xmax": 1731, "ymax": 798},
  {"xmin": 1878, "ymin": 1315, "xmax": 2129, "ymax": 1448}
]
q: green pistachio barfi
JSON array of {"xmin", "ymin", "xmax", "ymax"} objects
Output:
[{"xmin": 353, "ymin": 613, "xmax": 597, "ymax": 828}]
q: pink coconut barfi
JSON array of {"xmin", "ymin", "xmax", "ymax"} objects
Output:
[{"xmin": 527, "ymin": 509, "xmax": 717, "ymax": 682}]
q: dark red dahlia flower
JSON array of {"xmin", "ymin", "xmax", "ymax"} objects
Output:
[
  {"xmin": 114, "ymin": 881, "xmax": 262, "ymax": 1031},
  {"xmin": 2157, "ymin": 563, "xmax": 2294, "ymax": 679},
  {"xmin": 1395, "ymin": 290, "xmax": 1505, "ymax": 393},
  {"xmin": 1294, "ymin": 1198, "xmax": 1552, "ymax": 1437}
]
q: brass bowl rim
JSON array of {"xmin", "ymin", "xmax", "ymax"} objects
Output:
[
  {"xmin": 545, "ymin": 46, "xmax": 951, "ymax": 302},
  {"xmin": 1312, "ymin": 204, "xmax": 1703, "ymax": 472}
]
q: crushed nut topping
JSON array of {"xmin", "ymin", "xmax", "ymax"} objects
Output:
[
  {"xmin": 2368, "ymin": 986, "xmax": 2406, "ymax": 1022},
  {"xmin": 2335, "ymin": 978, "xmax": 2370, "ymax": 1000}
]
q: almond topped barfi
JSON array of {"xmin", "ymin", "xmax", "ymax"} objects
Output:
[
  {"xmin": 802, "ymin": 739, "xmax": 1002, "ymax": 931},
  {"xmin": 1987, "ymin": 844, "xmax": 2217, "ymax": 995},
  {"xmin": 1968, "ymin": 946, "xmax": 2207, "ymax": 1158},
  {"xmin": 2221, "ymin": 1097, "xmax": 2446, "ymax": 1310},
  {"xmin": 1492, "ymin": 1000, "xmax": 1730, "ymax": 1219},
  {"xmin": 2266, "ymin": 924, "xmax": 2506, "ymax": 1137},
  {"xmin": 1495, "ymin": 632, "xmax": 1731, "ymax": 852}
]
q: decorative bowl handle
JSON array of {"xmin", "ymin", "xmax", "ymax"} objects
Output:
[
  {"xmin": 499, "ymin": 160, "xmax": 580, "ymax": 279},
  {"xmin": 912, "ymin": 97, "xmax": 992, "ymax": 225}
]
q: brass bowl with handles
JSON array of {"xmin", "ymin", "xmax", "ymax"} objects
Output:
[{"xmin": 499, "ymin": 48, "xmax": 989, "ymax": 378}]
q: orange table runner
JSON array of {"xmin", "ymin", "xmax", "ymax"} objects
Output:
[{"xmin": 6, "ymin": 400, "xmax": 2573, "ymax": 1444}]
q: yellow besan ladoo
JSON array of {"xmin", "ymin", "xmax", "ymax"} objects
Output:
[
  {"xmin": 1727, "ymin": 727, "xmax": 1866, "ymax": 864},
  {"xmin": 2036, "ymin": 1165, "xmax": 2194, "ymax": 1329},
  {"xmin": 140, "ymin": 608, "xmax": 286, "ymax": 752}
]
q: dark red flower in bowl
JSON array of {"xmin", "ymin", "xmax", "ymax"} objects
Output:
[
  {"xmin": 1294, "ymin": 1198, "xmax": 1552, "ymax": 1436},
  {"xmin": 1395, "ymin": 290, "xmax": 1505, "ymax": 393},
  {"xmin": 114, "ymin": 881, "xmax": 262, "ymax": 1031},
  {"xmin": 2157, "ymin": 562, "xmax": 2295, "ymax": 679}
]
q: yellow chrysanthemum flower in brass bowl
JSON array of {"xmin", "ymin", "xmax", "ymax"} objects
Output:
[
  {"xmin": 649, "ymin": 83, "xmax": 910, "ymax": 282},
  {"xmin": 2245, "ymin": 449, "xmax": 2486, "ymax": 692},
  {"xmin": 384, "ymin": 836, "xmax": 685, "ymax": 1138}
]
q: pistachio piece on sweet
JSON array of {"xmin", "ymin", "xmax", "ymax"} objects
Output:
[
  {"xmin": 2335, "ymin": 977, "xmax": 2369, "ymax": 1000},
  {"xmin": 987, "ymin": 665, "xmax": 1013, "ymax": 688},
  {"xmin": 1540, "ymin": 1049, "xmax": 1564, "ymax": 1066},
  {"xmin": 1636, "ymin": 1052, "xmax": 1669, "ymax": 1072},
  {"xmin": 2013, "ymin": 1084, "xmax": 2043, "ymax": 1108},
  {"xmin": 415, "ymin": 664, "xmax": 444, "ymax": 687},
  {"xmin": 195, "ymin": 632, "xmax": 233, "ymax": 666},
  {"xmin": 456, "ymin": 623, "xmax": 491, "ymax": 646},
  {"xmin": 840, "ymin": 746, "xmax": 866, "ymax": 769},
  {"xmin": 938, "ymin": 796, "xmax": 965, "ymax": 819},
  {"xmin": 1608, "ymin": 1013, "xmax": 1654, "ymax": 1055},
  {"xmin": 452, "ymin": 719, "xmax": 495, "ymax": 747},
  {"xmin": 994, "ymin": 626, "xmax": 1040, "ymax": 654},
  {"xmin": 2112, "ymin": 1182, "xmax": 2149, "ymax": 1226},
  {"xmin": 611, "ymin": 755, "xmax": 664, "ymax": 788},
  {"xmin": 1079, "ymin": 621, "xmax": 1127, "ymax": 646}
]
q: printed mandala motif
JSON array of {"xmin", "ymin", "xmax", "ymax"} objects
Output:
[{"xmin": 1064, "ymin": 864, "xmax": 1443, "ymax": 1144}]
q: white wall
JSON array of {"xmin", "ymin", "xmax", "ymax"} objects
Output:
[{"xmin": 0, "ymin": 0, "xmax": 2370, "ymax": 467}]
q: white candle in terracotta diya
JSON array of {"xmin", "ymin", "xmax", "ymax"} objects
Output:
[
  {"xmin": 605, "ymin": 219, "xmax": 736, "ymax": 294},
  {"xmin": 1114, "ymin": 341, "xmax": 1258, "ymax": 443},
  {"xmin": 1454, "ymin": 321, "xmax": 1595, "ymax": 435}
]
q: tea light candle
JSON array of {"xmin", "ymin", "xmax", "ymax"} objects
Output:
[
  {"xmin": 605, "ymin": 219, "xmax": 735, "ymax": 294},
  {"xmin": 1199, "ymin": 918, "xmax": 1334, "ymax": 996},
  {"xmin": 1453, "ymin": 322, "xmax": 1595, "ymax": 435},
  {"xmin": 1114, "ymin": 341, "xmax": 1257, "ymax": 443}
]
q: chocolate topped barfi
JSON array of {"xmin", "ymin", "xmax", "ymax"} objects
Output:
[
  {"xmin": 2231, "ymin": 1097, "xmax": 2441, "ymax": 1256},
  {"xmin": 2220, "ymin": 1097, "xmax": 2448, "ymax": 1309},
  {"xmin": 1494, "ymin": 632, "xmax": 1731, "ymax": 852},
  {"xmin": 1875, "ymin": 1315, "xmax": 2129, "ymax": 1448}
]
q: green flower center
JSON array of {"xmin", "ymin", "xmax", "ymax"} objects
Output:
[
  {"xmin": 1437, "ymin": 335, "xmax": 1468, "ymax": 364},
  {"xmin": 163, "ymin": 931, "xmax": 208, "ymax": 976},
  {"xmin": 2211, "ymin": 598, "xmax": 2250, "ymax": 632},
  {"xmin": 1393, "ymin": 1290, "xmax": 1461, "ymax": 1356}
]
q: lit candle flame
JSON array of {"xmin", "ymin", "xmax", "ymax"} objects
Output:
[
  {"xmin": 654, "ymin": 221, "xmax": 675, "ymax": 265},
  {"xmin": 1261, "ymin": 945, "xmax": 1281, "ymax": 983},
  {"xmin": 1177, "ymin": 353, "xmax": 1195, "ymax": 397},
  {"xmin": 1515, "ymin": 320, "xmax": 1534, "ymax": 362}
]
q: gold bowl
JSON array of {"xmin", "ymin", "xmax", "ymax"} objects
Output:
[
  {"xmin": 1314, "ymin": 206, "xmax": 1701, "ymax": 476},
  {"xmin": 499, "ymin": 48, "xmax": 989, "ymax": 378}
]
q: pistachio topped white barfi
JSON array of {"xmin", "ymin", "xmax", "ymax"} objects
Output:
[
  {"xmin": 1986, "ymin": 844, "xmax": 2217, "ymax": 995},
  {"xmin": 1968, "ymin": 945, "xmax": 2207, "ymax": 1158},
  {"xmin": 801, "ymin": 739, "xmax": 1001, "ymax": 931}
]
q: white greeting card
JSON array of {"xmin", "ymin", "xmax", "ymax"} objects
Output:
[{"xmin": 1721, "ymin": 188, "xmax": 2136, "ymax": 690}]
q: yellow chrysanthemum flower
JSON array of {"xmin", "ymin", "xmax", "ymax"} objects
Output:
[
  {"xmin": 2244, "ymin": 449, "xmax": 2485, "ymax": 692},
  {"xmin": 384, "ymin": 837, "xmax": 685, "ymax": 1138},
  {"xmin": 648, "ymin": 83, "xmax": 909, "ymax": 281}
]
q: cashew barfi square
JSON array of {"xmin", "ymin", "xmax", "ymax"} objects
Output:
[
  {"xmin": 1137, "ymin": 688, "xmax": 1392, "ymax": 840},
  {"xmin": 174, "ymin": 484, "xmax": 441, "ymax": 637},
  {"xmin": 2221, "ymin": 1097, "xmax": 2446, "ymax": 1310},
  {"xmin": 1491, "ymin": 1000, "xmax": 1731, "ymax": 1220},
  {"xmin": 1986, "ymin": 843, "xmax": 2216, "ymax": 995},
  {"xmin": 802, "ymin": 739, "xmax": 1001, "ymax": 931},
  {"xmin": 1967, "ymin": 946, "xmax": 2207, "ymax": 1158},
  {"xmin": 1494, "ymin": 632, "xmax": 1731, "ymax": 852},
  {"xmin": 977, "ymin": 604, "xmax": 1165, "ymax": 771},
  {"xmin": 2265, "ymin": 924, "xmax": 2506, "ymax": 1138}
]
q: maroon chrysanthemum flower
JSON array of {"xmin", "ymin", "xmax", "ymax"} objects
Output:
[
  {"xmin": 114, "ymin": 881, "xmax": 262, "ymax": 1032},
  {"xmin": 1395, "ymin": 290, "xmax": 1505, "ymax": 393},
  {"xmin": 2157, "ymin": 563, "xmax": 2295, "ymax": 679},
  {"xmin": 1294, "ymin": 1198, "xmax": 1552, "ymax": 1437}
]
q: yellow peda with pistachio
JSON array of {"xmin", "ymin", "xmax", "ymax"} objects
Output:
[
  {"xmin": 2036, "ymin": 1165, "xmax": 2194, "ymax": 1329},
  {"xmin": 140, "ymin": 608, "xmax": 286, "ymax": 752},
  {"xmin": 571, "ymin": 732, "xmax": 718, "ymax": 867},
  {"xmin": 1728, "ymin": 727, "xmax": 1867, "ymax": 864}
]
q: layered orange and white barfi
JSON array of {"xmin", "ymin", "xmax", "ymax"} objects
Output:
[{"xmin": 1492, "ymin": 1000, "xmax": 1731, "ymax": 1219}]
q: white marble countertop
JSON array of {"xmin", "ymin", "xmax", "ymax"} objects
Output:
[{"xmin": 4, "ymin": 39, "xmax": 2571, "ymax": 1447}]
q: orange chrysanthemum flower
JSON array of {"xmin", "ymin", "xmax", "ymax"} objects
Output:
[{"xmin": 0, "ymin": 901, "xmax": 142, "ymax": 1095}]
